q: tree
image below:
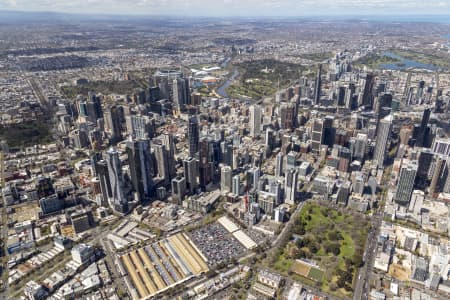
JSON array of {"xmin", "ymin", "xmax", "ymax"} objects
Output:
[
  {"xmin": 328, "ymin": 231, "xmax": 338, "ymax": 240},
  {"xmin": 324, "ymin": 242, "xmax": 340, "ymax": 256},
  {"xmin": 337, "ymin": 270, "xmax": 353, "ymax": 288},
  {"xmin": 310, "ymin": 242, "xmax": 320, "ymax": 254},
  {"xmin": 352, "ymin": 253, "xmax": 363, "ymax": 268}
]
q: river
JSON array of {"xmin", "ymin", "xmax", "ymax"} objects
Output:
[
  {"xmin": 380, "ymin": 51, "xmax": 439, "ymax": 71},
  {"xmin": 216, "ymin": 69, "xmax": 239, "ymax": 98},
  {"xmin": 444, "ymin": 34, "xmax": 450, "ymax": 48}
]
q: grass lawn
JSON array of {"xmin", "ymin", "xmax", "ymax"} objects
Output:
[
  {"xmin": 0, "ymin": 121, "xmax": 53, "ymax": 148},
  {"xmin": 273, "ymin": 253, "xmax": 293, "ymax": 273},
  {"xmin": 271, "ymin": 202, "xmax": 369, "ymax": 299},
  {"xmin": 353, "ymin": 54, "xmax": 401, "ymax": 69},
  {"xmin": 308, "ymin": 267, "xmax": 325, "ymax": 282},
  {"xmin": 226, "ymin": 59, "xmax": 307, "ymax": 99}
]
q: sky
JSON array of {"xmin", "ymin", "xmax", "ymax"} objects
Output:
[{"xmin": 1, "ymin": 0, "xmax": 450, "ymax": 17}]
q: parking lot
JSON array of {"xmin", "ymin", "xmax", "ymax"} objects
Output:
[{"xmin": 189, "ymin": 223, "xmax": 246, "ymax": 266}]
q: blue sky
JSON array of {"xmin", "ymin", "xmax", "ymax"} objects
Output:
[{"xmin": 1, "ymin": 0, "xmax": 450, "ymax": 16}]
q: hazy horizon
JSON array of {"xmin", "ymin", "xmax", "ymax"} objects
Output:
[{"xmin": 1, "ymin": 0, "xmax": 450, "ymax": 18}]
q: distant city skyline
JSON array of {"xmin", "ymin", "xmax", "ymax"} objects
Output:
[{"xmin": 1, "ymin": 0, "xmax": 450, "ymax": 17}]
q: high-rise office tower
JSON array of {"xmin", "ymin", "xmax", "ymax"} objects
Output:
[
  {"xmin": 311, "ymin": 117, "xmax": 333, "ymax": 153},
  {"xmin": 265, "ymin": 128, "xmax": 275, "ymax": 153},
  {"xmin": 221, "ymin": 139, "xmax": 234, "ymax": 166},
  {"xmin": 269, "ymin": 180, "xmax": 282, "ymax": 204},
  {"xmin": 416, "ymin": 108, "xmax": 431, "ymax": 147},
  {"xmin": 432, "ymin": 138, "xmax": 450, "ymax": 156},
  {"xmin": 345, "ymin": 83, "xmax": 356, "ymax": 109},
  {"xmin": 279, "ymin": 103, "xmax": 296, "ymax": 130},
  {"xmin": 286, "ymin": 151, "xmax": 297, "ymax": 171},
  {"xmin": 314, "ymin": 65, "xmax": 322, "ymax": 105},
  {"xmin": 183, "ymin": 157, "xmax": 198, "ymax": 194},
  {"xmin": 373, "ymin": 115, "xmax": 393, "ymax": 168},
  {"xmin": 417, "ymin": 149, "xmax": 434, "ymax": 183},
  {"xmin": 148, "ymin": 86, "xmax": 161, "ymax": 102},
  {"xmin": 362, "ymin": 73, "xmax": 375, "ymax": 108},
  {"xmin": 416, "ymin": 80, "xmax": 425, "ymax": 102},
  {"xmin": 106, "ymin": 147, "xmax": 128, "ymax": 213},
  {"xmin": 161, "ymin": 133, "xmax": 176, "ymax": 178},
  {"xmin": 285, "ymin": 168, "xmax": 298, "ymax": 205},
  {"xmin": 247, "ymin": 167, "xmax": 260, "ymax": 191},
  {"xmin": 232, "ymin": 175, "xmax": 240, "ymax": 195},
  {"xmin": 275, "ymin": 152, "xmax": 283, "ymax": 178},
  {"xmin": 78, "ymin": 100, "xmax": 88, "ymax": 119},
  {"xmin": 335, "ymin": 145, "xmax": 351, "ymax": 173},
  {"xmin": 353, "ymin": 133, "xmax": 368, "ymax": 160},
  {"xmin": 429, "ymin": 155, "xmax": 448, "ymax": 194},
  {"xmin": 376, "ymin": 93, "xmax": 392, "ymax": 120},
  {"xmin": 126, "ymin": 139, "xmax": 154, "ymax": 201},
  {"xmin": 395, "ymin": 160, "xmax": 418, "ymax": 206},
  {"xmin": 105, "ymin": 106, "xmax": 123, "ymax": 144},
  {"xmin": 199, "ymin": 137, "xmax": 211, "ymax": 190},
  {"xmin": 171, "ymin": 176, "xmax": 186, "ymax": 204},
  {"xmin": 221, "ymin": 165, "xmax": 232, "ymax": 193},
  {"xmin": 188, "ymin": 115, "xmax": 199, "ymax": 157},
  {"xmin": 126, "ymin": 115, "xmax": 154, "ymax": 139},
  {"xmin": 90, "ymin": 152, "xmax": 103, "ymax": 177},
  {"xmin": 95, "ymin": 160, "xmax": 111, "ymax": 207},
  {"xmin": 173, "ymin": 77, "xmax": 191, "ymax": 111},
  {"xmin": 86, "ymin": 92, "xmax": 103, "ymax": 124},
  {"xmin": 337, "ymin": 86, "xmax": 346, "ymax": 106},
  {"xmin": 443, "ymin": 161, "xmax": 450, "ymax": 193},
  {"xmin": 152, "ymin": 142, "xmax": 170, "ymax": 184},
  {"xmin": 249, "ymin": 105, "xmax": 262, "ymax": 137}
]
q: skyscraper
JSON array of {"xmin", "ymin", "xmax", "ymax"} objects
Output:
[
  {"xmin": 173, "ymin": 77, "xmax": 191, "ymax": 111},
  {"xmin": 126, "ymin": 139, "xmax": 154, "ymax": 201},
  {"xmin": 314, "ymin": 64, "xmax": 322, "ymax": 105},
  {"xmin": 95, "ymin": 160, "xmax": 111, "ymax": 208},
  {"xmin": 221, "ymin": 165, "xmax": 232, "ymax": 193},
  {"xmin": 285, "ymin": 168, "xmax": 298, "ymax": 205},
  {"xmin": 353, "ymin": 133, "xmax": 368, "ymax": 160},
  {"xmin": 105, "ymin": 106, "xmax": 123, "ymax": 144},
  {"xmin": 429, "ymin": 155, "xmax": 448, "ymax": 194},
  {"xmin": 376, "ymin": 93, "xmax": 392, "ymax": 120},
  {"xmin": 265, "ymin": 128, "xmax": 274, "ymax": 153},
  {"xmin": 126, "ymin": 115, "xmax": 154, "ymax": 139},
  {"xmin": 275, "ymin": 152, "xmax": 283, "ymax": 178},
  {"xmin": 86, "ymin": 92, "xmax": 103, "ymax": 124},
  {"xmin": 199, "ymin": 137, "xmax": 213, "ymax": 190},
  {"xmin": 395, "ymin": 160, "xmax": 418, "ymax": 206},
  {"xmin": 417, "ymin": 149, "xmax": 434, "ymax": 185},
  {"xmin": 152, "ymin": 142, "xmax": 170, "ymax": 184},
  {"xmin": 373, "ymin": 114, "xmax": 392, "ymax": 168},
  {"xmin": 247, "ymin": 167, "xmax": 260, "ymax": 191},
  {"xmin": 106, "ymin": 147, "xmax": 128, "ymax": 213},
  {"xmin": 171, "ymin": 176, "xmax": 186, "ymax": 204},
  {"xmin": 362, "ymin": 73, "xmax": 375, "ymax": 108},
  {"xmin": 249, "ymin": 105, "xmax": 262, "ymax": 137},
  {"xmin": 221, "ymin": 139, "xmax": 234, "ymax": 166},
  {"xmin": 279, "ymin": 103, "xmax": 296, "ymax": 130},
  {"xmin": 432, "ymin": 138, "xmax": 450, "ymax": 156},
  {"xmin": 311, "ymin": 117, "xmax": 333, "ymax": 153},
  {"xmin": 232, "ymin": 174, "xmax": 240, "ymax": 195},
  {"xmin": 183, "ymin": 157, "xmax": 198, "ymax": 195},
  {"xmin": 188, "ymin": 115, "xmax": 199, "ymax": 157},
  {"xmin": 161, "ymin": 133, "xmax": 176, "ymax": 178},
  {"xmin": 416, "ymin": 108, "xmax": 431, "ymax": 147}
]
